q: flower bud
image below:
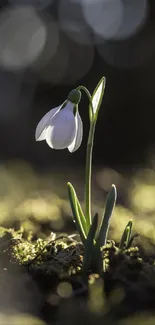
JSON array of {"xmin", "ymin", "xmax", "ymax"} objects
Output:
[{"xmin": 67, "ymin": 89, "xmax": 81, "ymax": 105}]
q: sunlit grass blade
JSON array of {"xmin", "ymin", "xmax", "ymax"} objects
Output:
[
  {"xmin": 67, "ymin": 182, "xmax": 87, "ymax": 244},
  {"xmin": 96, "ymin": 184, "xmax": 117, "ymax": 248},
  {"xmin": 83, "ymin": 213, "xmax": 98, "ymax": 274},
  {"xmin": 119, "ymin": 219, "xmax": 133, "ymax": 250}
]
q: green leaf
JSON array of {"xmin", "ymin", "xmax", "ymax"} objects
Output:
[
  {"xmin": 96, "ymin": 184, "xmax": 117, "ymax": 247},
  {"xmin": 67, "ymin": 182, "xmax": 87, "ymax": 244},
  {"xmin": 76, "ymin": 199, "xmax": 88, "ymax": 235},
  {"xmin": 119, "ymin": 219, "xmax": 133, "ymax": 250},
  {"xmin": 83, "ymin": 213, "xmax": 98, "ymax": 274},
  {"xmin": 90, "ymin": 238, "xmax": 103, "ymax": 275},
  {"xmin": 90, "ymin": 76, "xmax": 106, "ymax": 119}
]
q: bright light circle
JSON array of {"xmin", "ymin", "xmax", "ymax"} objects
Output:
[
  {"xmin": 82, "ymin": 0, "xmax": 123, "ymax": 40},
  {"xmin": 0, "ymin": 6, "xmax": 47, "ymax": 70}
]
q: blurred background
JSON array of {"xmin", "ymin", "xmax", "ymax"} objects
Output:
[
  {"xmin": 0, "ymin": 0, "xmax": 155, "ymax": 243},
  {"xmin": 0, "ymin": 1, "xmax": 155, "ymax": 322}
]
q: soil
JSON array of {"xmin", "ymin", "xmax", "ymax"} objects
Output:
[{"xmin": 0, "ymin": 227, "xmax": 155, "ymax": 325}]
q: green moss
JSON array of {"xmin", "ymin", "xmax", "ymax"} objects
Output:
[
  {"xmin": 0, "ymin": 227, "xmax": 83, "ymax": 277},
  {"xmin": 1, "ymin": 226, "xmax": 155, "ymax": 323}
]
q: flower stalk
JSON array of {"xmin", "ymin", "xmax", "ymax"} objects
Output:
[
  {"xmin": 35, "ymin": 76, "xmax": 131, "ymax": 276},
  {"xmin": 85, "ymin": 120, "xmax": 96, "ymax": 229}
]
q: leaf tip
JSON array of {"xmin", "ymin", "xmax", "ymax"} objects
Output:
[
  {"xmin": 101, "ymin": 76, "xmax": 106, "ymax": 85},
  {"xmin": 67, "ymin": 182, "xmax": 73, "ymax": 190},
  {"xmin": 128, "ymin": 219, "xmax": 133, "ymax": 227},
  {"xmin": 111, "ymin": 183, "xmax": 117, "ymax": 196}
]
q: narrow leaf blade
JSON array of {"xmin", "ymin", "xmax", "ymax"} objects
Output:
[
  {"xmin": 67, "ymin": 182, "xmax": 86, "ymax": 244},
  {"xmin": 96, "ymin": 184, "xmax": 117, "ymax": 247},
  {"xmin": 76, "ymin": 199, "xmax": 88, "ymax": 236},
  {"xmin": 119, "ymin": 219, "xmax": 133, "ymax": 250},
  {"xmin": 83, "ymin": 213, "xmax": 98, "ymax": 274}
]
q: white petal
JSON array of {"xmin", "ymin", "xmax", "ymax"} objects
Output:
[
  {"xmin": 68, "ymin": 111, "xmax": 83, "ymax": 153},
  {"xmin": 35, "ymin": 106, "xmax": 61, "ymax": 141},
  {"xmin": 45, "ymin": 104, "xmax": 76, "ymax": 149},
  {"xmin": 92, "ymin": 77, "xmax": 105, "ymax": 115}
]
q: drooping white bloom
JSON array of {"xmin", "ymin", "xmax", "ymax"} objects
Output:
[{"xmin": 35, "ymin": 90, "xmax": 83, "ymax": 152}]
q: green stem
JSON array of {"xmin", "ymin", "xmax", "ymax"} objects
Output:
[
  {"xmin": 76, "ymin": 85, "xmax": 93, "ymax": 121},
  {"xmin": 76, "ymin": 85, "xmax": 96, "ymax": 230},
  {"xmin": 85, "ymin": 121, "xmax": 96, "ymax": 228}
]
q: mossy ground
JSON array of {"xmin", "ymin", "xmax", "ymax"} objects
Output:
[{"xmin": 0, "ymin": 227, "xmax": 155, "ymax": 324}]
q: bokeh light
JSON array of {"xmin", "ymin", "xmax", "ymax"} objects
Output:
[
  {"xmin": 129, "ymin": 168, "xmax": 155, "ymax": 214},
  {"xmin": 96, "ymin": 23, "xmax": 155, "ymax": 69},
  {"xmin": 57, "ymin": 282, "xmax": 73, "ymax": 298},
  {"xmin": 82, "ymin": 0, "xmax": 148, "ymax": 41},
  {"xmin": 1, "ymin": 160, "xmax": 155, "ymax": 249},
  {"xmin": 113, "ymin": 0, "xmax": 148, "ymax": 40},
  {"xmin": 82, "ymin": 0, "xmax": 123, "ymax": 40},
  {"xmin": 96, "ymin": 168, "xmax": 124, "ymax": 192},
  {"xmin": 0, "ymin": 314, "xmax": 45, "ymax": 325},
  {"xmin": 131, "ymin": 183, "xmax": 155, "ymax": 214},
  {"xmin": 0, "ymin": 6, "xmax": 47, "ymax": 70},
  {"xmin": 88, "ymin": 278, "xmax": 105, "ymax": 314},
  {"xmin": 0, "ymin": 161, "xmax": 69, "ymax": 234}
]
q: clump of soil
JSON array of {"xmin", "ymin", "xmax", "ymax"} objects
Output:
[{"xmin": 0, "ymin": 227, "xmax": 155, "ymax": 325}]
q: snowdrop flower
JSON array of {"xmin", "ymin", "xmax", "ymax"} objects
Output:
[{"xmin": 35, "ymin": 89, "xmax": 83, "ymax": 152}]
